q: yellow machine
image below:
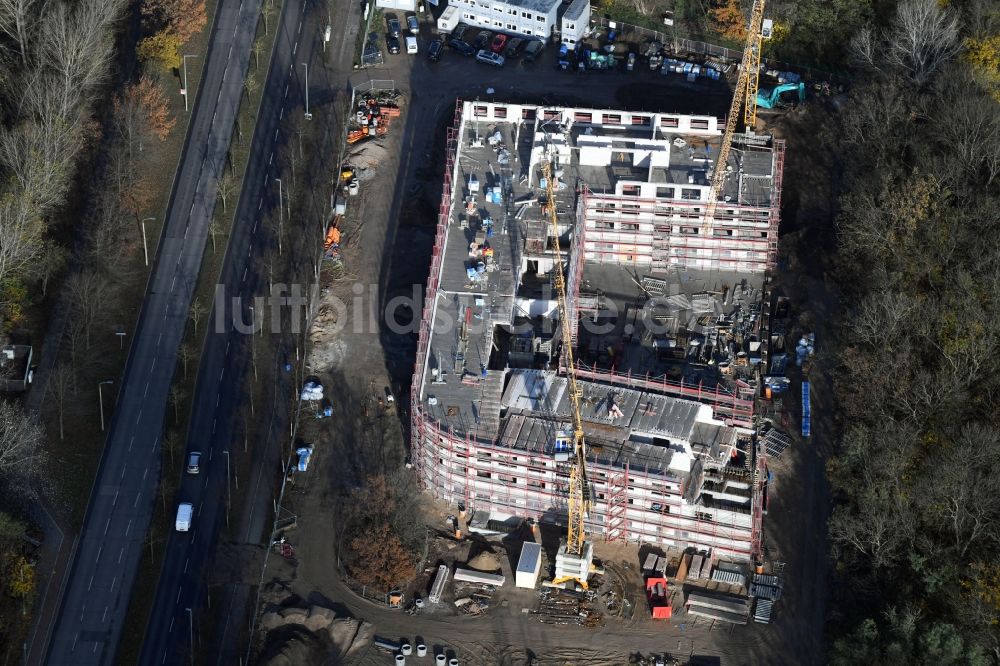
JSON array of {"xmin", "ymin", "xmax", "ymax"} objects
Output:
[
  {"xmin": 703, "ymin": 0, "xmax": 767, "ymax": 232},
  {"xmin": 541, "ymin": 159, "xmax": 591, "ymax": 589}
]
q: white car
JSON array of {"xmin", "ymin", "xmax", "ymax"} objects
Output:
[
  {"xmin": 406, "ymin": 35, "xmax": 418, "ymax": 55},
  {"xmin": 475, "ymin": 49, "xmax": 504, "ymax": 67}
]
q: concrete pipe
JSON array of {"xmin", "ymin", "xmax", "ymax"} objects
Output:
[
  {"xmin": 395, "ymin": 655, "xmax": 406, "ymax": 666},
  {"xmin": 401, "ymin": 644, "xmax": 413, "ymax": 656},
  {"xmin": 416, "ymin": 644, "xmax": 428, "ymax": 657}
]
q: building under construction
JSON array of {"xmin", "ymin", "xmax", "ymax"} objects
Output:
[{"xmin": 410, "ymin": 100, "xmax": 783, "ymax": 561}]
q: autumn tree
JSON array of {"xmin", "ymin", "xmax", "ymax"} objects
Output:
[
  {"xmin": 347, "ymin": 525, "xmax": 415, "ymax": 592},
  {"xmin": 709, "ymin": 0, "xmax": 746, "ymax": 42},
  {"xmin": 141, "ymin": 0, "xmax": 207, "ymax": 44},
  {"xmin": 114, "ymin": 76, "xmax": 176, "ymax": 153},
  {"xmin": 137, "ymin": 30, "xmax": 182, "ymax": 70}
]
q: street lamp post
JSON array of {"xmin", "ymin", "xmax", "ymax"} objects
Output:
[
  {"xmin": 140, "ymin": 217, "xmax": 154, "ymax": 267},
  {"xmin": 223, "ymin": 450, "xmax": 231, "ymax": 527},
  {"xmin": 185, "ymin": 607, "xmax": 193, "ymax": 664},
  {"xmin": 275, "ymin": 178, "xmax": 283, "ymax": 255},
  {"xmin": 181, "ymin": 54, "xmax": 199, "ymax": 112},
  {"xmin": 98, "ymin": 381, "xmax": 113, "ymax": 432},
  {"xmin": 302, "ymin": 62, "xmax": 312, "ymax": 120}
]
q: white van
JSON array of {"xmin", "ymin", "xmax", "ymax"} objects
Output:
[
  {"xmin": 405, "ymin": 35, "xmax": 418, "ymax": 55},
  {"xmin": 175, "ymin": 502, "xmax": 193, "ymax": 532}
]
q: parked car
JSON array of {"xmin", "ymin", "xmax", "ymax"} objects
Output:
[
  {"xmin": 186, "ymin": 451, "xmax": 201, "ymax": 474},
  {"xmin": 627, "ymin": 52, "xmax": 636, "ymax": 71},
  {"xmin": 475, "ymin": 49, "xmax": 505, "ymax": 67},
  {"xmin": 428, "ymin": 38, "xmax": 443, "ymax": 61},
  {"xmin": 472, "ymin": 30, "xmax": 491, "ymax": 50},
  {"xmin": 523, "ymin": 39, "xmax": 544, "ymax": 62},
  {"xmin": 451, "ymin": 22, "xmax": 471, "ymax": 41},
  {"xmin": 448, "ymin": 38, "xmax": 475, "ymax": 55},
  {"xmin": 387, "ymin": 35, "xmax": 400, "ymax": 54},
  {"xmin": 406, "ymin": 14, "xmax": 419, "ymax": 33},
  {"xmin": 490, "ymin": 33, "xmax": 508, "ymax": 54},
  {"xmin": 504, "ymin": 37, "xmax": 525, "ymax": 58},
  {"xmin": 386, "ymin": 13, "xmax": 401, "ymax": 37},
  {"xmin": 405, "ymin": 35, "xmax": 418, "ymax": 54}
]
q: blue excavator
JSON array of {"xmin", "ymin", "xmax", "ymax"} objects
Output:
[{"xmin": 756, "ymin": 81, "xmax": 806, "ymax": 109}]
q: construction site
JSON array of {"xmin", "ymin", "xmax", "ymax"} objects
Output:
[
  {"xmin": 251, "ymin": 0, "xmax": 825, "ymax": 663},
  {"xmin": 410, "ymin": 96, "xmax": 782, "ymax": 558}
]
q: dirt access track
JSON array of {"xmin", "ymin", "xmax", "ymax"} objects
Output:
[{"xmin": 265, "ymin": 28, "xmax": 826, "ymax": 666}]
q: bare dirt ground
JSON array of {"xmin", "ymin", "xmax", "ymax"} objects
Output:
[{"xmin": 254, "ymin": 33, "xmax": 831, "ymax": 666}]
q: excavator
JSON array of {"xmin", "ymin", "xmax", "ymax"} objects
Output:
[{"xmin": 757, "ymin": 81, "xmax": 805, "ymax": 110}]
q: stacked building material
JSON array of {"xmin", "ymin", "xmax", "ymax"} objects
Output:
[{"xmin": 685, "ymin": 591, "xmax": 750, "ymax": 624}]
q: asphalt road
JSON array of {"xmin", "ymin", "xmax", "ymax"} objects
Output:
[
  {"xmin": 43, "ymin": 2, "xmax": 264, "ymax": 664},
  {"xmin": 138, "ymin": 0, "xmax": 327, "ymax": 663}
]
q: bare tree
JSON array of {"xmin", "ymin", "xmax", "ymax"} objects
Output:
[
  {"xmin": 217, "ymin": 171, "xmax": 236, "ymax": 212},
  {"xmin": 919, "ymin": 423, "xmax": 1000, "ymax": 558},
  {"xmin": 0, "ymin": 0, "xmax": 41, "ymax": 66},
  {"xmin": 169, "ymin": 385, "xmax": 187, "ymax": 424},
  {"xmin": 208, "ymin": 218, "xmax": 221, "ymax": 254},
  {"xmin": 42, "ymin": 0, "xmax": 126, "ymax": 119},
  {"xmin": 46, "ymin": 363, "xmax": 73, "ymax": 440},
  {"xmin": 177, "ymin": 342, "xmax": 194, "ymax": 379},
  {"xmin": 243, "ymin": 75, "xmax": 258, "ymax": 103},
  {"xmin": 189, "ymin": 298, "xmax": 205, "ymax": 335},
  {"xmin": 252, "ymin": 38, "xmax": 263, "ymax": 70},
  {"xmin": 887, "ymin": 0, "xmax": 961, "ymax": 85},
  {"xmin": 0, "ymin": 400, "xmax": 43, "ymax": 474},
  {"xmin": 67, "ymin": 269, "xmax": 107, "ymax": 349}
]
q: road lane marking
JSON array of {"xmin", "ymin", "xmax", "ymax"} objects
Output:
[
  {"xmin": 184, "ymin": 557, "xmax": 190, "ymax": 574},
  {"xmin": 119, "ymin": 547, "xmax": 125, "ymax": 563},
  {"xmin": 213, "ymin": 418, "xmax": 217, "ymax": 435},
  {"xmin": 268, "ymin": 153, "xmax": 273, "ymax": 165},
  {"xmin": 102, "ymin": 606, "xmax": 108, "ymax": 623},
  {"xmin": 220, "ymin": 366, "xmax": 225, "ymax": 380},
  {"xmin": 96, "ymin": 545, "xmax": 102, "ymax": 563},
  {"xmin": 143, "ymin": 466, "xmax": 149, "ymax": 481},
  {"xmin": 88, "ymin": 576, "xmax": 94, "ymax": 591},
  {"xmin": 113, "ymin": 489, "xmax": 119, "ymax": 506},
  {"xmin": 136, "ymin": 409, "xmax": 142, "ymax": 425},
  {"xmin": 143, "ymin": 382, "xmax": 150, "ymax": 398},
  {"xmin": 126, "ymin": 519, "xmax": 132, "ymax": 536},
  {"xmin": 110, "ymin": 576, "xmax": 116, "ymax": 592},
  {"xmin": 134, "ymin": 492, "xmax": 141, "ymax": 507},
  {"xmin": 176, "ymin": 586, "xmax": 182, "ymax": 603},
  {"xmin": 169, "ymin": 618, "xmax": 174, "ymax": 634},
  {"xmin": 104, "ymin": 518, "xmax": 111, "ymax": 535}
]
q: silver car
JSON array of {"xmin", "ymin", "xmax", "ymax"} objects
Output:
[
  {"xmin": 475, "ymin": 49, "xmax": 504, "ymax": 67},
  {"xmin": 186, "ymin": 451, "xmax": 201, "ymax": 474}
]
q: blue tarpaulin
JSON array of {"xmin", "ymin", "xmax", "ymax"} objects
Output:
[
  {"xmin": 801, "ymin": 382, "xmax": 811, "ymax": 438},
  {"xmin": 296, "ymin": 446, "xmax": 314, "ymax": 472}
]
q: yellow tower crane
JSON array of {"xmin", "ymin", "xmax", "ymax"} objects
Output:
[
  {"xmin": 703, "ymin": 0, "xmax": 767, "ymax": 234},
  {"xmin": 540, "ymin": 158, "xmax": 591, "ymax": 586}
]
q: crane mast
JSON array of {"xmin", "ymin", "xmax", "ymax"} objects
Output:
[
  {"xmin": 541, "ymin": 158, "xmax": 590, "ymax": 557},
  {"xmin": 703, "ymin": 0, "xmax": 767, "ymax": 231}
]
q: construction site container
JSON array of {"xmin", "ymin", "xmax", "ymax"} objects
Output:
[
  {"xmin": 453, "ymin": 568, "xmax": 505, "ymax": 586},
  {"xmin": 429, "ymin": 565, "xmax": 449, "ymax": 603},
  {"xmin": 516, "ymin": 542, "xmax": 542, "ymax": 589}
]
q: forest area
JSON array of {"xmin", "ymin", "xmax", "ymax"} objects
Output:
[
  {"xmin": 807, "ymin": 0, "xmax": 1000, "ymax": 663},
  {"xmin": 0, "ymin": 0, "xmax": 205, "ymax": 656}
]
